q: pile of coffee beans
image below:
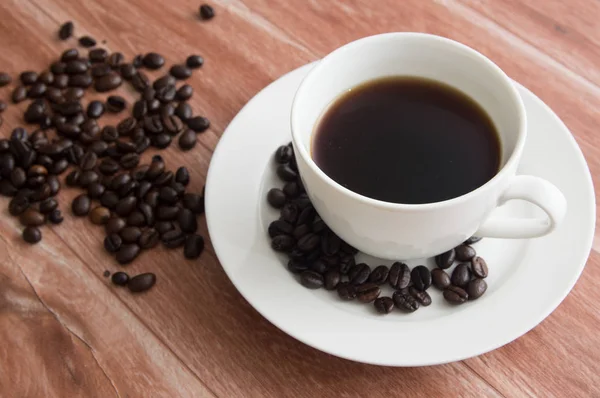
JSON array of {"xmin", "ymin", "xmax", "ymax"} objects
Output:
[
  {"xmin": 0, "ymin": 20, "xmax": 212, "ymax": 292},
  {"xmin": 267, "ymin": 143, "xmax": 489, "ymax": 314}
]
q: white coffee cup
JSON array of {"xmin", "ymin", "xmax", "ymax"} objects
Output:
[{"xmin": 290, "ymin": 33, "xmax": 567, "ymax": 260}]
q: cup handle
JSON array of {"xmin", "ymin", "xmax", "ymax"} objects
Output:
[{"xmin": 475, "ymin": 175, "xmax": 567, "ymax": 239}]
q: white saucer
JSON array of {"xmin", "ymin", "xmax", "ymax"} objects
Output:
[{"xmin": 205, "ymin": 63, "xmax": 595, "ymax": 366}]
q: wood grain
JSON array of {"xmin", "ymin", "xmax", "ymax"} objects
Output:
[{"xmin": 0, "ymin": 0, "xmax": 598, "ymax": 397}]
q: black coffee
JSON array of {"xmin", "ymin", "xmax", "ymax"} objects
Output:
[{"xmin": 312, "ymin": 77, "xmax": 501, "ymax": 204}]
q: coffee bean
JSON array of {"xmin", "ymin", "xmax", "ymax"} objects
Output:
[
  {"xmin": 273, "ymin": 145, "xmax": 292, "ymax": 164},
  {"xmin": 119, "ymin": 226, "xmax": 141, "ymax": 243},
  {"xmin": 280, "ymin": 203, "xmax": 299, "ymax": 225},
  {"xmin": 20, "ymin": 71, "xmax": 38, "ymax": 85},
  {"xmin": 65, "ymin": 60, "xmax": 88, "ymax": 75},
  {"xmin": 61, "ymin": 48, "xmax": 79, "ymax": 62},
  {"xmin": 107, "ymin": 95, "xmax": 126, "ymax": 113},
  {"xmin": 88, "ymin": 48, "xmax": 108, "ymax": 63},
  {"xmin": 119, "ymin": 153, "xmax": 139, "ymax": 170},
  {"xmin": 430, "ymin": 269, "xmax": 451, "ymax": 290},
  {"xmin": 163, "ymin": 114, "xmax": 184, "ymax": 136},
  {"xmin": 181, "ymin": 234, "xmax": 203, "ymax": 259},
  {"xmin": 47, "ymin": 209, "xmax": 63, "ymax": 224},
  {"xmin": 78, "ymin": 151, "xmax": 96, "ymax": 171},
  {"xmin": 471, "ymin": 256, "xmax": 488, "ymax": 278},
  {"xmin": 19, "ymin": 208, "xmax": 45, "ymax": 226},
  {"xmin": 27, "ymin": 176, "xmax": 46, "ymax": 189},
  {"xmin": 126, "ymin": 211, "xmax": 145, "ymax": 227},
  {"xmin": 455, "ymin": 244, "xmax": 476, "ymax": 261},
  {"xmin": 88, "ymin": 206, "xmax": 110, "ymax": 225},
  {"xmin": 157, "ymin": 186, "xmax": 177, "ymax": 205},
  {"xmin": 49, "ymin": 61, "xmax": 66, "ymax": 75},
  {"xmin": 297, "ymin": 270, "xmax": 322, "ymax": 289},
  {"xmin": 97, "ymin": 159, "xmax": 118, "ymax": 176},
  {"xmin": 173, "ymin": 86, "xmax": 193, "ymax": 103},
  {"xmin": 12, "ymin": 86, "xmax": 27, "ymax": 103},
  {"xmin": 374, "ymin": 297, "xmax": 394, "ymax": 314},
  {"xmin": 128, "ymin": 273, "xmax": 156, "ymax": 292},
  {"xmin": 465, "ymin": 236, "xmax": 482, "ymax": 245},
  {"xmin": 266, "ymin": 188, "xmax": 286, "ymax": 208},
  {"xmin": 58, "ymin": 21, "xmax": 74, "ymax": 40},
  {"xmin": 37, "ymin": 71, "xmax": 54, "ymax": 85},
  {"xmin": 132, "ymin": 72, "xmax": 150, "ymax": 92},
  {"xmin": 47, "ymin": 175, "xmax": 61, "ymax": 196},
  {"xmin": 170, "ymin": 168, "xmax": 190, "ymax": 188},
  {"xmin": 180, "ymin": 193, "xmax": 203, "ymax": 215},
  {"xmin": 39, "ymin": 198, "xmax": 58, "ymax": 214},
  {"xmin": 443, "ymin": 285, "xmax": 469, "ymax": 304},
  {"xmin": 369, "ymin": 265, "xmax": 389, "ymax": 285},
  {"xmin": 187, "ymin": 116, "xmax": 210, "ymax": 132},
  {"xmin": 27, "ymin": 83, "xmax": 47, "ymax": 98},
  {"xmin": 120, "ymin": 63, "xmax": 137, "ymax": 80},
  {"xmin": 136, "ymin": 228, "xmax": 159, "ymax": 249},
  {"xmin": 145, "ymin": 191, "xmax": 159, "ymax": 208},
  {"xmin": 355, "ymin": 283, "xmax": 380, "ymax": 302},
  {"xmin": 435, "ymin": 248, "xmax": 455, "ymax": 269},
  {"xmin": 176, "ymin": 208, "xmax": 196, "ymax": 234},
  {"xmin": 151, "ymin": 134, "xmax": 171, "ymax": 149},
  {"xmin": 348, "ymin": 263, "xmax": 370, "ymax": 285},
  {"xmin": 68, "ymin": 73, "xmax": 93, "ymax": 88},
  {"xmin": 105, "ymin": 217, "xmax": 126, "ymax": 235},
  {"xmin": 292, "ymin": 224, "xmax": 310, "ymax": 240},
  {"xmin": 410, "ymin": 265, "xmax": 432, "ymax": 291},
  {"xmin": 173, "ymin": 129, "xmax": 195, "ymax": 150},
  {"xmin": 79, "ymin": 170, "xmax": 99, "ymax": 187},
  {"xmin": 393, "ymin": 290, "xmax": 420, "ymax": 312},
  {"xmin": 0, "ymin": 72, "xmax": 11, "ymax": 87},
  {"xmin": 86, "ymin": 100, "xmax": 105, "ymax": 119},
  {"xmin": 407, "ymin": 286, "xmax": 431, "ymax": 306},
  {"xmin": 322, "ymin": 269, "xmax": 340, "ymax": 290},
  {"xmin": 22, "ymin": 226, "xmax": 42, "ymax": 244},
  {"xmin": 336, "ymin": 254, "xmax": 353, "ymax": 275},
  {"xmin": 111, "ymin": 271, "xmax": 129, "ymax": 286},
  {"xmin": 155, "ymin": 221, "xmax": 173, "ymax": 236},
  {"xmin": 95, "ymin": 73, "xmax": 122, "ymax": 92},
  {"xmin": 276, "ymin": 164, "xmax": 297, "ymax": 182},
  {"xmin": 27, "ymin": 164, "xmax": 47, "ymax": 177},
  {"xmin": 49, "ymin": 159, "xmax": 68, "ymax": 175},
  {"xmin": 174, "ymin": 102, "xmax": 192, "ymax": 122},
  {"xmin": 199, "ymin": 4, "xmax": 215, "ymax": 19},
  {"xmin": 114, "ymin": 196, "xmax": 137, "ymax": 217},
  {"xmin": 467, "ymin": 278, "xmax": 487, "ymax": 300},
  {"xmin": 297, "ymin": 233, "xmax": 320, "ymax": 252},
  {"xmin": 78, "ymin": 35, "xmax": 96, "ymax": 47},
  {"xmin": 9, "ymin": 196, "xmax": 29, "ymax": 216},
  {"xmin": 116, "ymin": 244, "xmax": 140, "ymax": 264},
  {"xmin": 10, "ymin": 168, "xmax": 27, "ymax": 188},
  {"xmin": 107, "ymin": 52, "xmax": 124, "ymax": 69},
  {"xmin": 268, "ymin": 220, "xmax": 293, "ymax": 238},
  {"xmin": 155, "ymin": 84, "xmax": 176, "ymax": 103},
  {"xmin": 451, "ymin": 263, "xmax": 471, "ymax": 288},
  {"xmin": 72, "ymin": 194, "xmax": 91, "ymax": 216},
  {"xmin": 388, "ymin": 262, "xmax": 411, "ymax": 289},
  {"xmin": 142, "ymin": 52, "xmax": 165, "ymax": 69},
  {"xmin": 336, "ymin": 282, "xmax": 356, "ymax": 301},
  {"xmin": 91, "ymin": 63, "xmax": 110, "ymax": 78},
  {"xmin": 309, "ymin": 259, "xmax": 328, "ymax": 274},
  {"xmin": 51, "ymin": 74, "xmax": 67, "ymax": 89},
  {"xmin": 169, "ymin": 64, "xmax": 192, "ymax": 80},
  {"xmin": 130, "ymin": 101, "xmax": 147, "ymax": 121},
  {"xmin": 186, "ymin": 55, "xmax": 204, "ymax": 69},
  {"xmin": 162, "ymin": 228, "xmax": 186, "ymax": 248},
  {"xmin": 271, "ymin": 235, "xmax": 294, "ymax": 252},
  {"xmin": 64, "ymin": 170, "xmax": 80, "ymax": 187},
  {"xmin": 153, "ymin": 75, "xmax": 175, "ymax": 90}
]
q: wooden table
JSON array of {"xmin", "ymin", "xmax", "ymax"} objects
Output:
[{"xmin": 1, "ymin": 1, "xmax": 598, "ymax": 396}]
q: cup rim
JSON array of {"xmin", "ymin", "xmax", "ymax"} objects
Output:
[{"xmin": 290, "ymin": 32, "xmax": 527, "ymax": 210}]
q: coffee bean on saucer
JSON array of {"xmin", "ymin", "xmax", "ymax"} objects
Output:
[
  {"xmin": 111, "ymin": 271, "xmax": 129, "ymax": 286},
  {"xmin": 72, "ymin": 194, "xmax": 91, "ymax": 216},
  {"xmin": 268, "ymin": 220, "xmax": 293, "ymax": 238},
  {"xmin": 465, "ymin": 236, "xmax": 482, "ymax": 245},
  {"xmin": 280, "ymin": 203, "xmax": 298, "ymax": 224},
  {"xmin": 455, "ymin": 244, "xmax": 476, "ymax": 261},
  {"xmin": 22, "ymin": 226, "xmax": 42, "ymax": 244},
  {"xmin": 299, "ymin": 270, "xmax": 324, "ymax": 289},
  {"xmin": 104, "ymin": 233, "xmax": 122, "ymax": 253},
  {"xmin": 451, "ymin": 263, "xmax": 471, "ymax": 288},
  {"xmin": 276, "ymin": 164, "xmax": 297, "ymax": 182},
  {"xmin": 369, "ymin": 265, "xmax": 389, "ymax": 285},
  {"xmin": 388, "ymin": 262, "xmax": 411, "ymax": 289},
  {"xmin": 271, "ymin": 235, "xmax": 294, "ymax": 252},
  {"xmin": 355, "ymin": 283, "xmax": 380, "ymax": 303},
  {"xmin": 392, "ymin": 290, "xmax": 419, "ymax": 312},
  {"xmin": 431, "ymin": 268, "xmax": 451, "ymax": 290},
  {"xmin": 435, "ymin": 248, "xmax": 455, "ymax": 269},
  {"xmin": 128, "ymin": 273, "xmax": 156, "ymax": 292},
  {"xmin": 116, "ymin": 243, "xmax": 140, "ymax": 264},
  {"xmin": 374, "ymin": 297, "xmax": 394, "ymax": 314},
  {"xmin": 471, "ymin": 256, "xmax": 488, "ymax": 278},
  {"xmin": 348, "ymin": 263, "xmax": 370, "ymax": 285},
  {"xmin": 274, "ymin": 145, "xmax": 293, "ymax": 164},
  {"xmin": 443, "ymin": 285, "xmax": 469, "ymax": 304},
  {"xmin": 297, "ymin": 233, "xmax": 320, "ymax": 252},
  {"xmin": 337, "ymin": 282, "xmax": 356, "ymax": 301},
  {"xmin": 409, "ymin": 287, "xmax": 432, "ymax": 306},
  {"xmin": 324, "ymin": 270, "xmax": 341, "ymax": 290},
  {"xmin": 467, "ymin": 278, "xmax": 487, "ymax": 300},
  {"xmin": 411, "ymin": 265, "xmax": 431, "ymax": 291},
  {"xmin": 199, "ymin": 4, "xmax": 215, "ymax": 20},
  {"xmin": 338, "ymin": 254, "xmax": 355, "ymax": 275}
]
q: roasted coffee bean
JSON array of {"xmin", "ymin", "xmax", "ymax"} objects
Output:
[
  {"xmin": 0, "ymin": 72, "xmax": 12, "ymax": 87},
  {"xmin": 137, "ymin": 228, "xmax": 159, "ymax": 249},
  {"xmin": 186, "ymin": 54, "xmax": 204, "ymax": 69},
  {"xmin": 107, "ymin": 52, "xmax": 124, "ymax": 69},
  {"xmin": 135, "ymin": 181, "xmax": 152, "ymax": 200},
  {"xmin": 155, "ymin": 221, "xmax": 173, "ymax": 236},
  {"xmin": 411, "ymin": 265, "xmax": 432, "ymax": 291},
  {"xmin": 181, "ymin": 234, "xmax": 203, "ymax": 259},
  {"xmin": 58, "ymin": 21, "xmax": 74, "ymax": 40},
  {"xmin": 105, "ymin": 217, "xmax": 126, "ymax": 235},
  {"xmin": 132, "ymin": 71, "xmax": 150, "ymax": 92},
  {"xmin": 158, "ymin": 186, "xmax": 178, "ymax": 205},
  {"xmin": 66, "ymin": 144, "xmax": 85, "ymax": 164},
  {"xmin": 170, "ymin": 64, "xmax": 192, "ymax": 80},
  {"xmin": 374, "ymin": 297, "xmax": 394, "ymax": 314},
  {"xmin": 143, "ymin": 114, "xmax": 163, "ymax": 134},
  {"xmin": 126, "ymin": 211, "xmax": 145, "ymax": 227},
  {"xmin": 91, "ymin": 63, "xmax": 110, "ymax": 78},
  {"xmin": 88, "ymin": 206, "xmax": 110, "ymax": 225},
  {"xmin": 176, "ymin": 208, "xmax": 196, "ymax": 234},
  {"xmin": 72, "ymin": 194, "xmax": 91, "ymax": 216},
  {"xmin": 162, "ymin": 228, "xmax": 186, "ymax": 249},
  {"xmin": 171, "ymin": 167, "xmax": 190, "ymax": 187},
  {"xmin": 286, "ymin": 258, "xmax": 309, "ymax": 274},
  {"xmin": 27, "ymin": 176, "xmax": 46, "ymax": 189},
  {"xmin": 31, "ymin": 183, "xmax": 51, "ymax": 202},
  {"xmin": 27, "ymin": 83, "xmax": 47, "ymax": 98},
  {"xmin": 120, "ymin": 226, "xmax": 142, "ymax": 243},
  {"xmin": 111, "ymin": 271, "xmax": 129, "ymax": 286},
  {"xmin": 116, "ymin": 243, "xmax": 140, "ymax": 264},
  {"xmin": 10, "ymin": 168, "xmax": 27, "ymax": 188},
  {"xmin": 24, "ymin": 103, "xmax": 45, "ymax": 123},
  {"xmin": 355, "ymin": 283, "xmax": 381, "ymax": 303},
  {"xmin": 53, "ymin": 74, "xmax": 69, "ymax": 89},
  {"xmin": 114, "ymin": 196, "xmax": 137, "ymax": 217},
  {"xmin": 12, "ymin": 86, "xmax": 27, "ymax": 103},
  {"xmin": 282, "ymin": 181, "xmax": 300, "ymax": 198},
  {"xmin": 49, "ymin": 158, "xmax": 68, "ymax": 175},
  {"xmin": 393, "ymin": 290, "xmax": 420, "ymax": 312},
  {"xmin": 338, "ymin": 255, "xmax": 355, "ymax": 275},
  {"xmin": 187, "ymin": 116, "xmax": 210, "ymax": 132},
  {"xmin": 174, "ymin": 86, "xmax": 193, "ymax": 103},
  {"xmin": 464, "ymin": 236, "xmax": 482, "ymax": 245},
  {"xmin": 467, "ymin": 278, "xmax": 487, "ymax": 300},
  {"xmin": 320, "ymin": 232, "xmax": 340, "ymax": 256},
  {"xmin": 106, "ymin": 95, "xmax": 126, "ymax": 112},
  {"xmin": 431, "ymin": 268, "xmax": 451, "ymax": 290},
  {"xmin": 443, "ymin": 285, "xmax": 469, "ymax": 304},
  {"xmin": 408, "ymin": 287, "xmax": 432, "ymax": 306},
  {"xmin": 145, "ymin": 191, "xmax": 159, "ymax": 208},
  {"xmin": 22, "ymin": 226, "xmax": 42, "ymax": 244},
  {"xmin": 64, "ymin": 87, "xmax": 84, "ymax": 101},
  {"xmin": 88, "ymin": 140, "xmax": 108, "ymax": 156},
  {"xmin": 337, "ymin": 282, "xmax": 356, "ymax": 301},
  {"xmin": 68, "ymin": 73, "xmax": 93, "ymax": 88},
  {"xmin": 128, "ymin": 273, "xmax": 156, "ymax": 292},
  {"xmin": 81, "ymin": 119, "xmax": 100, "ymax": 136},
  {"xmin": 156, "ymin": 205, "xmax": 179, "ymax": 221},
  {"xmin": 174, "ymin": 102, "xmax": 192, "ymax": 122},
  {"xmin": 292, "ymin": 224, "xmax": 311, "ymax": 240},
  {"xmin": 118, "ymin": 153, "xmax": 139, "ymax": 170},
  {"xmin": 276, "ymin": 164, "xmax": 297, "ymax": 182},
  {"xmin": 0, "ymin": 138, "xmax": 9, "ymax": 152},
  {"xmin": 280, "ymin": 203, "xmax": 298, "ymax": 224},
  {"xmin": 132, "ymin": 100, "xmax": 147, "ymax": 120},
  {"xmin": 50, "ymin": 61, "xmax": 67, "ymax": 75},
  {"xmin": 146, "ymin": 159, "xmax": 165, "ymax": 180},
  {"xmin": 155, "ymin": 84, "xmax": 176, "ymax": 103},
  {"xmin": 309, "ymin": 259, "xmax": 327, "ymax": 274},
  {"xmin": 97, "ymin": 159, "xmax": 119, "ymax": 176},
  {"xmin": 28, "ymin": 165, "xmax": 47, "ymax": 178},
  {"xmin": 38, "ymin": 71, "xmax": 54, "ymax": 85},
  {"xmin": 435, "ymin": 248, "xmax": 455, "ymax": 269},
  {"xmin": 299, "ymin": 271, "xmax": 323, "ymax": 289},
  {"xmin": 134, "ymin": 135, "xmax": 150, "ymax": 154},
  {"xmin": 86, "ymin": 100, "xmax": 105, "ymax": 119},
  {"xmin": 39, "ymin": 198, "xmax": 58, "ymax": 214},
  {"xmin": 455, "ymin": 244, "xmax": 476, "ymax": 261},
  {"xmin": 153, "ymin": 75, "xmax": 175, "ymax": 90},
  {"xmin": 9, "ymin": 196, "xmax": 29, "ymax": 216},
  {"xmin": 471, "ymin": 256, "xmax": 488, "ymax": 278},
  {"xmin": 94, "ymin": 73, "xmax": 122, "ymax": 92},
  {"xmin": 79, "ymin": 151, "xmax": 97, "ymax": 171},
  {"xmin": 56, "ymin": 100, "xmax": 82, "ymax": 117},
  {"xmin": 297, "ymin": 233, "xmax": 320, "ymax": 252},
  {"xmin": 199, "ymin": 4, "xmax": 215, "ymax": 19},
  {"xmin": 274, "ymin": 145, "xmax": 293, "ymax": 164},
  {"xmin": 175, "ymin": 129, "xmax": 195, "ymax": 150},
  {"xmin": 268, "ymin": 220, "xmax": 293, "ymax": 238},
  {"xmin": 0, "ymin": 154, "xmax": 16, "ymax": 178},
  {"xmin": 47, "ymin": 209, "xmax": 63, "ymax": 224},
  {"xmin": 369, "ymin": 265, "xmax": 389, "ymax": 285},
  {"xmin": 78, "ymin": 35, "xmax": 96, "ymax": 47},
  {"xmin": 451, "ymin": 263, "xmax": 471, "ymax": 288},
  {"xmin": 266, "ymin": 188, "xmax": 286, "ymax": 208},
  {"xmin": 47, "ymin": 175, "xmax": 60, "ymax": 195},
  {"xmin": 19, "ymin": 208, "xmax": 45, "ymax": 226},
  {"xmin": 323, "ymin": 269, "xmax": 341, "ymax": 290},
  {"xmin": 46, "ymin": 87, "xmax": 64, "ymax": 104},
  {"xmin": 349, "ymin": 263, "xmax": 371, "ymax": 285},
  {"xmin": 120, "ymin": 63, "xmax": 137, "ymax": 79},
  {"xmin": 271, "ymin": 235, "xmax": 295, "ymax": 252},
  {"xmin": 163, "ymin": 114, "xmax": 184, "ymax": 135},
  {"xmin": 65, "ymin": 169, "xmax": 80, "ymax": 186},
  {"xmin": 152, "ymin": 133, "xmax": 171, "ymax": 149},
  {"xmin": 182, "ymin": 193, "xmax": 204, "ymax": 214},
  {"xmin": 89, "ymin": 48, "xmax": 108, "ymax": 63},
  {"xmin": 20, "ymin": 71, "xmax": 38, "ymax": 85},
  {"xmin": 79, "ymin": 170, "xmax": 99, "ymax": 187},
  {"xmin": 66, "ymin": 60, "xmax": 88, "ymax": 75},
  {"xmin": 142, "ymin": 52, "xmax": 165, "ymax": 69},
  {"xmin": 388, "ymin": 262, "xmax": 411, "ymax": 289}
]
